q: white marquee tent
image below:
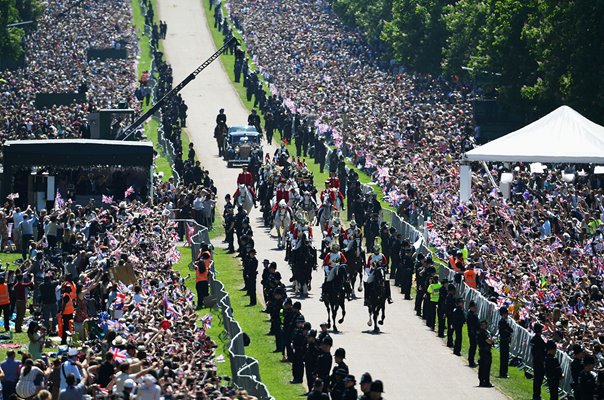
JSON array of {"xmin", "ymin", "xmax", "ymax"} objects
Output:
[
  {"xmin": 459, "ymin": 105, "xmax": 604, "ymax": 201},
  {"xmin": 464, "ymin": 105, "xmax": 604, "ymax": 163}
]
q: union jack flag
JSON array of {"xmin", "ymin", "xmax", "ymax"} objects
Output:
[
  {"xmin": 105, "ymin": 319, "xmax": 123, "ymax": 332},
  {"xmin": 477, "ymin": 204, "xmax": 489, "ymax": 217},
  {"xmin": 102, "ymin": 195, "xmax": 113, "ymax": 204},
  {"xmin": 201, "ymin": 313, "xmax": 213, "ymax": 330},
  {"xmin": 110, "ymin": 347, "xmax": 128, "ymax": 363},
  {"xmin": 54, "ymin": 190, "xmax": 64, "ymax": 210},
  {"xmin": 124, "ymin": 186, "xmax": 135, "ymax": 198},
  {"xmin": 164, "ymin": 297, "xmax": 180, "ymax": 319},
  {"xmin": 167, "ymin": 247, "xmax": 181, "ymax": 264},
  {"xmin": 6, "ymin": 193, "xmax": 19, "ymax": 200}
]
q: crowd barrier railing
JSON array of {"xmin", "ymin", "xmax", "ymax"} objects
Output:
[
  {"xmin": 361, "ymin": 185, "xmax": 574, "ymax": 396},
  {"xmin": 183, "ymin": 218, "xmax": 274, "ymax": 399}
]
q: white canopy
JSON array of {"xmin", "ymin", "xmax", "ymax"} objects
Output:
[{"xmin": 464, "ymin": 105, "xmax": 604, "ymax": 164}]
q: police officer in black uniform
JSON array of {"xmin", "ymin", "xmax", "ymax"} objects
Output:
[
  {"xmin": 530, "ymin": 323, "xmax": 546, "ymax": 400},
  {"xmin": 545, "ymin": 340, "xmax": 562, "ymax": 400},
  {"xmin": 290, "ymin": 316, "xmax": 307, "ymax": 384},
  {"xmin": 578, "ymin": 355, "xmax": 597, "ymax": 400},
  {"xmin": 498, "ymin": 306, "xmax": 513, "ymax": 378},
  {"xmin": 438, "ymin": 281, "xmax": 451, "ymax": 338},
  {"xmin": 223, "ymin": 207, "xmax": 235, "ymax": 253},
  {"xmin": 445, "ymin": 284, "xmax": 456, "ymax": 347},
  {"xmin": 477, "ymin": 320, "xmax": 494, "ymax": 387},
  {"xmin": 243, "ymin": 248, "xmax": 258, "ymax": 306},
  {"xmin": 451, "ymin": 297, "xmax": 466, "ymax": 356},
  {"xmin": 304, "ymin": 330, "xmax": 320, "ymax": 393},
  {"xmin": 399, "ymin": 240, "xmax": 415, "ymax": 299},
  {"xmin": 315, "ymin": 336, "xmax": 333, "ymax": 392},
  {"xmin": 467, "ymin": 300, "xmax": 479, "ymax": 367}
]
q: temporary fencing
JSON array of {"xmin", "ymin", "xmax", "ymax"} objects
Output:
[
  {"xmin": 185, "ymin": 218, "xmax": 274, "ymax": 399},
  {"xmin": 368, "ymin": 188, "xmax": 573, "ymax": 396}
]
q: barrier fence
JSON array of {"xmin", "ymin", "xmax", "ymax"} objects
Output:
[
  {"xmin": 368, "ymin": 189, "xmax": 574, "ymax": 396},
  {"xmin": 183, "ymin": 218, "xmax": 274, "ymax": 399}
]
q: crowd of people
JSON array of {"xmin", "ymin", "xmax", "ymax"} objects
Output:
[
  {"xmin": 0, "ymin": 0, "xmax": 141, "ymax": 153},
  {"xmin": 0, "ymin": 174, "xmax": 264, "ymax": 400},
  {"xmin": 224, "ymin": 0, "xmax": 604, "ymax": 369}
]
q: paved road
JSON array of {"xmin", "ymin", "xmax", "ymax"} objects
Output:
[{"xmin": 156, "ymin": 0, "xmax": 507, "ymax": 398}]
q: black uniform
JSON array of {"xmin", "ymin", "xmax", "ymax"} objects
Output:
[
  {"xmin": 291, "ymin": 327, "xmax": 307, "ymax": 383},
  {"xmin": 304, "ymin": 340, "xmax": 319, "ymax": 390},
  {"xmin": 341, "ymin": 387, "xmax": 358, "ymax": 400},
  {"xmin": 437, "ymin": 286, "xmax": 449, "ymax": 338},
  {"xmin": 315, "ymin": 350, "xmax": 332, "ymax": 392},
  {"xmin": 466, "ymin": 310, "xmax": 479, "ymax": 367},
  {"xmin": 545, "ymin": 352, "xmax": 563, "ymax": 400},
  {"xmin": 498, "ymin": 316, "xmax": 513, "ymax": 377},
  {"xmin": 477, "ymin": 327, "xmax": 493, "ymax": 386},
  {"xmin": 577, "ymin": 369, "xmax": 596, "ymax": 400},
  {"xmin": 450, "ymin": 304, "xmax": 466, "ymax": 355},
  {"xmin": 399, "ymin": 245, "xmax": 415, "ymax": 298},
  {"xmin": 444, "ymin": 293, "xmax": 456, "ymax": 346},
  {"xmin": 243, "ymin": 255, "xmax": 258, "ymax": 305},
  {"xmin": 307, "ymin": 390, "xmax": 329, "ymax": 400},
  {"xmin": 530, "ymin": 334, "xmax": 546, "ymax": 400}
]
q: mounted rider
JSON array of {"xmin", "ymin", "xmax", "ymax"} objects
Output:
[
  {"xmin": 272, "ymin": 179, "xmax": 290, "ymax": 213},
  {"xmin": 320, "ymin": 242, "xmax": 348, "ymax": 302},
  {"xmin": 343, "ymin": 219, "xmax": 363, "ymax": 252},
  {"xmin": 364, "ymin": 244, "xmax": 393, "ymax": 304},
  {"xmin": 291, "ymin": 217, "xmax": 313, "ymax": 251},
  {"xmin": 233, "ymin": 165, "xmax": 257, "ymax": 207}
]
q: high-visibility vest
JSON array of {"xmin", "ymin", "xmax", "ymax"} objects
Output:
[
  {"xmin": 63, "ymin": 281, "xmax": 76, "ymax": 301},
  {"xmin": 0, "ymin": 284, "xmax": 9, "ymax": 306},
  {"xmin": 196, "ymin": 261, "xmax": 209, "ymax": 282},
  {"xmin": 464, "ymin": 269, "xmax": 477, "ymax": 289},
  {"xmin": 62, "ymin": 294, "xmax": 74, "ymax": 315},
  {"xmin": 428, "ymin": 283, "xmax": 442, "ymax": 303}
]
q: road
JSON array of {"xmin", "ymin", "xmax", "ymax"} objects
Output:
[{"xmin": 155, "ymin": 0, "xmax": 507, "ymax": 398}]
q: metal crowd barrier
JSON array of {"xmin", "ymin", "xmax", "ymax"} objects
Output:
[
  {"xmin": 183, "ymin": 218, "xmax": 273, "ymax": 399},
  {"xmin": 365, "ymin": 190, "xmax": 574, "ymax": 396}
]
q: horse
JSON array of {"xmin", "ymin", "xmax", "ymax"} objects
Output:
[
  {"xmin": 273, "ymin": 206, "xmax": 292, "ymax": 249},
  {"xmin": 317, "ymin": 201, "xmax": 337, "ymax": 233},
  {"xmin": 214, "ymin": 121, "xmax": 227, "ymax": 156},
  {"xmin": 289, "ymin": 233, "xmax": 317, "ymax": 297},
  {"xmin": 235, "ymin": 184, "xmax": 254, "ymax": 214},
  {"xmin": 345, "ymin": 239, "xmax": 365, "ymax": 298},
  {"xmin": 366, "ymin": 266, "xmax": 387, "ymax": 333},
  {"xmin": 322, "ymin": 264, "xmax": 351, "ymax": 333},
  {"xmin": 299, "ymin": 193, "xmax": 317, "ymax": 225}
]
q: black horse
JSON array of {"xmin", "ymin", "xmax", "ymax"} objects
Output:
[
  {"xmin": 322, "ymin": 264, "xmax": 352, "ymax": 333},
  {"xmin": 289, "ymin": 234, "xmax": 317, "ymax": 297},
  {"xmin": 366, "ymin": 266, "xmax": 387, "ymax": 333},
  {"xmin": 345, "ymin": 239, "xmax": 365, "ymax": 298}
]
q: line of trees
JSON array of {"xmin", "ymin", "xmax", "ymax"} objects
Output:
[
  {"xmin": 331, "ymin": 0, "xmax": 604, "ymax": 123},
  {"xmin": 0, "ymin": 0, "xmax": 44, "ymax": 63}
]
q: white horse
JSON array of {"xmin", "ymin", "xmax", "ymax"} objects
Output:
[
  {"xmin": 299, "ymin": 192, "xmax": 317, "ymax": 225},
  {"xmin": 235, "ymin": 184, "xmax": 254, "ymax": 214},
  {"xmin": 318, "ymin": 200, "xmax": 337, "ymax": 233},
  {"xmin": 273, "ymin": 203, "xmax": 292, "ymax": 249}
]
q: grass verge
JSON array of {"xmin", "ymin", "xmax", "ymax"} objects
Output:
[
  {"xmin": 211, "ymin": 247, "xmax": 305, "ymax": 398},
  {"xmin": 203, "ymin": 3, "xmax": 544, "ymax": 399}
]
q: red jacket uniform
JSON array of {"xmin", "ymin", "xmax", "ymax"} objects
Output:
[{"xmin": 237, "ymin": 171, "xmax": 254, "ymax": 186}]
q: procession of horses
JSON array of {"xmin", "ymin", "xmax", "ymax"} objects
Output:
[{"xmin": 220, "ymin": 123, "xmax": 390, "ymax": 334}]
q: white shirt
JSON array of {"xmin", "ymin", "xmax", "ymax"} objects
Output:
[{"xmin": 60, "ymin": 360, "xmax": 82, "ymax": 389}]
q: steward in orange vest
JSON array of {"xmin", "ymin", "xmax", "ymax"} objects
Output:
[
  {"xmin": 0, "ymin": 276, "xmax": 10, "ymax": 331},
  {"xmin": 464, "ymin": 265, "xmax": 477, "ymax": 289},
  {"xmin": 59, "ymin": 283, "xmax": 75, "ymax": 345},
  {"xmin": 195, "ymin": 252, "xmax": 211, "ymax": 309}
]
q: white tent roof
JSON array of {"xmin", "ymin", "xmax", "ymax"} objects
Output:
[{"xmin": 465, "ymin": 105, "xmax": 604, "ymax": 163}]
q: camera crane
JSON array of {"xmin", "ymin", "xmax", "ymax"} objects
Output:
[{"xmin": 121, "ymin": 36, "xmax": 236, "ymax": 141}]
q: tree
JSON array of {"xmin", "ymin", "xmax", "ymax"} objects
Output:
[
  {"xmin": 0, "ymin": 0, "xmax": 26, "ymax": 62},
  {"xmin": 382, "ymin": 0, "xmax": 451, "ymax": 73},
  {"xmin": 522, "ymin": 0, "xmax": 604, "ymax": 123}
]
